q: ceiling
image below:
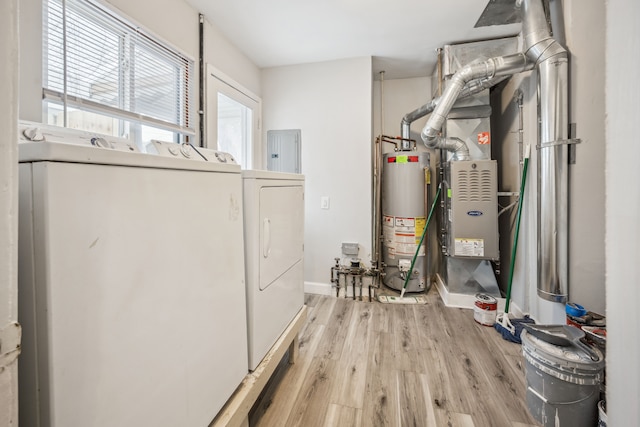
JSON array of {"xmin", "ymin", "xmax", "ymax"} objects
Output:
[{"xmin": 186, "ymin": 0, "xmax": 522, "ymax": 80}]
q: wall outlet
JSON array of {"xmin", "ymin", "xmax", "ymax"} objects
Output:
[{"xmin": 321, "ymin": 196, "xmax": 330, "ymax": 210}]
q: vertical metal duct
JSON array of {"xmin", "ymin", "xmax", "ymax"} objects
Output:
[{"xmin": 519, "ymin": 0, "xmax": 570, "ymax": 302}]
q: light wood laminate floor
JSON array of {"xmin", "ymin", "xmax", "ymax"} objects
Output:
[{"xmin": 250, "ymin": 289, "xmax": 539, "ymax": 427}]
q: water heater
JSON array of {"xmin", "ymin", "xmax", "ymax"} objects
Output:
[{"xmin": 381, "ymin": 151, "xmax": 430, "ymax": 293}]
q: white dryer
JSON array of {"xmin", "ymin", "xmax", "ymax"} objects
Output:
[
  {"xmin": 242, "ymin": 170, "xmax": 304, "ymax": 370},
  {"xmin": 18, "ymin": 124, "xmax": 248, "ymax": 427}
]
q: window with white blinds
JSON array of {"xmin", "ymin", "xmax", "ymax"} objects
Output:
[{"xmin": 42, "ymin": 0, "xmax": 194, "ymax": 144}]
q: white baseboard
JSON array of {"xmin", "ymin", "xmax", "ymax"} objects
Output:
[{"xmin": 434, "ymin": 274, "xmax": 506, "ymax": 311}]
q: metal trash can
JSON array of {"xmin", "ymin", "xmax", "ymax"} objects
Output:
[{"xmin": 521, "ymin": 327, "xmax": 605, "ymax": 427}]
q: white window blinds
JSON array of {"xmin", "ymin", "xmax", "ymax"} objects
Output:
[{"xmin": 43, "ymin": 0, "xmax": 194, "ymax": 137}]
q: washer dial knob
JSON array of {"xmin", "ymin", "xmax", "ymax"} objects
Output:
[
  {"xmin": 91, "ymin": 137, "xmax": 112, "ymax": 149},
  {"xmin": 180, "ymin": 143, "xmax": 192, "ymax": 158}
]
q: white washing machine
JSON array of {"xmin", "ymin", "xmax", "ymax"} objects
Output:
[
  {"xmin": 242, "ymin": 170, "xmax": 304, "ymax": 371},
  {"xmin": 18, "ymin": 124, "xmax": 248, "ymax": 427}
]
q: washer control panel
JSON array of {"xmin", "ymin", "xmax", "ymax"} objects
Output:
[
  {"xmin": 20, "ymin": 122, "xmax": 139, "ymax": 153},
  {"xmin": 18, "ymin": 122, "xmax": 238, "ymax": 165},
  {"xmin": 148, "ymin": 140, "xmax": 237, "ymax": 164}
]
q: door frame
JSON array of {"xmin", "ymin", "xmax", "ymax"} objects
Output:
[{"xmin": 206, "ymin": 64, "xmax": 262, "ymax": 169}]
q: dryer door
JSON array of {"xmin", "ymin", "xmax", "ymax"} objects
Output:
[{"xmin": 259, "ymin": 185, "xmax": 304, "ymax": 290}]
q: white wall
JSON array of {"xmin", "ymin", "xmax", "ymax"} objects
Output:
[
  {"xmin": 18, "ymin": 0, "xmax": 262, "ymax": 132},
  {"xmin": 202, "ymin": 22, "xmax": 261, "ymax": 97},
  {"xmin": 0, "ymin": 0, "xmax": 19, "ymax": 425},
  {"xmin": 261, "ymin": 57, "xmax": 373, "ymax": 292},
  {"xmin": 606, "ymin": 0, "xmax": 640, "ymax": 424},
  {"xmin": 372, "ymin": 76, "xmax": 431, "ymax": 145},
  {"xmin": 563, "ymin": 0, "xmax": 606, "ymax": 315}
]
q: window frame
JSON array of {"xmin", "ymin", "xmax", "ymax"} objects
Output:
[{"xmin": 42, "ymin": 0, "xmax": 195, "ymax": 146}]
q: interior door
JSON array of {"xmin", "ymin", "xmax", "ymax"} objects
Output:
[{"xmin": 207, "ymin": 64, "xmax": 262, "ymax": 169}]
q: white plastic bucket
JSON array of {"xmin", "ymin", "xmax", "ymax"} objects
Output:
[{"xmin": 521, "ymin": 329, "xmax": 605, "ymax": 427}]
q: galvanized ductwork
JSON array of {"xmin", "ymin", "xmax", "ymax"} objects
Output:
[
  {"xmin": 420, "ymin": 53, "xmax": 532, "ymax": 142},
  {"xmin": 520, "ymin": 0, "xmax": 569, "ymax": 302},
  {"xmin": 417, "ymin": 0, "xmax": 570, "ymax": 303},
  {"xmin": 401, "ymin": 75, "xmax": 508, "ymax": 159}
]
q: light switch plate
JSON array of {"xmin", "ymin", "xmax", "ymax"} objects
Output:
[{"xmin": 321, "ymin": 196, "xmax": 330, "ymax": 210}]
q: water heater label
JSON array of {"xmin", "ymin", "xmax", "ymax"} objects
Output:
[
  {"xmin": 383, "ymin": 216, "xmax": 426, "ymax": 257},
  {"xmin": 415, "ymin": 217, "xmax": 426, "ymax": 244},
  {"xmin": 455, "ymin": 238, "xmax": 485, "ymax": 257},
  {"xmin": 478, "ymin": 132, "xmax": 490, "ymax": 145},
  {"xmin": 395, "ymin": 217, "xmax": 415, "ymax": 227}
]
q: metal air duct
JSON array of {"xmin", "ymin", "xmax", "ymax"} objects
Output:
[
  {"xmin": 401, "ymin": 75, "xmax": 508, "ymax": 159},
  {"xmin": 519, "ymin": 0, "xmax": 570, "ymax": 302},
  {"xmin": 421, "ymin": 53, "xmax": 533, "ymax": 142}
]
